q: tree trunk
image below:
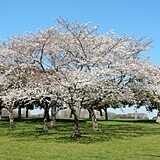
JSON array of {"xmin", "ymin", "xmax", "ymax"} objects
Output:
[
  {"xmin": 8, "ymin": 109, "xmax": 15, "ymax": 128},
  {"xmin": 89, "ymin": 111, "xmax": 92, "ymax": 119},
  {"xmin": 104, "ymin": 110, "xmax": 108, "ymax": 121},
  {"xmin": 26, "ymin": 106, "xmax": 29, "ymax": 118},
  {"xmin": 104, "ymin": 105, "xmax": 109, "ymax": 121},
  {"xmin": 50, "ymin": 105, "xmax": 57, "ymax": 128},
  {"xmin": 69, "ymin": 110, "xmax": 73, "ymax": 118},
  {"xmin": 43, "ymin": 117, "xmax": 48, "ymax": 131},
  {"xmin": 99, "ymin": 109, "xmax": 104, "ymax": 119},
  {"xmin": 0, "ymin": 109, "xmax": 2, "ymax": 120},
  {"xmin": 156, "ymin": 109, "xmax": 160, "ymax": 123},
  {"xmin": 18, "ymin": 106, "xmax": 22, "ymax": 120},
  {"xmin": 44, "ymin": 109, "xmax": 50, "ymax": 121},
  {"xmin": 71, "ymin": 108, "xmax": 81, "ymax": 137},
  {"xmin": 88, "ymin": 107, "xmax": 98, "ymax": 131},
  {"xmin": 99, "ymin": 109, "xmax": 103, "ymax": 117},
  {"xmin": 156, "ymin": 116, "xmax": 160, "ymax": 123},
  {"xmin": 135, "ymin": 108, "xmax": 138, "ymax": 120},
  {"xmin": 43, "ymin": 108, "xmax": 49, "ymax": 131}
]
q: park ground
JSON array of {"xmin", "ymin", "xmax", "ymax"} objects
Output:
[{"xmin": 0, "ymin": 118, "xmax": 160, "ymax": 160}]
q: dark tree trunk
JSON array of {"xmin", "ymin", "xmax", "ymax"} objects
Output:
[
  {"xmin": 43, "ymin": 108, "xmax": 49, "ymax": 131},
  {"xmin": 0, "ymin": 109, "xmax": 2, "ymax": 120},
  {"xmin": 99, "ymin": 109, "xmax": 104, "ymax": 119},
  {"xmin": 0, "ymin": 100, "xmax": 3, "ymax": 120},
  {"xmin": 71, "ymin": 108, "xmax": 81, "ymax": 137},
  {"xmin": 88, "ymin": 107, "xmax": 98, "ymax": 131},
  {"xmin": 89, "ymin": 111, "xmax": 92, "ymax": 119},
  {"xmin": 99, "ymin": 109, "xmax": 103, "ymax": 117},
  {"xmin": 69, "ymin": 110, "xmax": 73, "ymax": 118},
  {"xmin": 44, "ymin": 108, "xmax": 50, "ymax": 121},
  {"xmin": 26, "ymin": 106, "xmax": 29, "ymax": 118},
  {"xmin": 8, "ymin": 109, "xmax": 15, "ymax": 128},
  {"xmin": 104, "ymin": 110, "xmax": 108, "ymax": 120},
  {"xmin": 50, "ymin": 105, "xmax": 57, "ymax": 128},
  {"xmin": 18, "ymin": 106, "xmax": 22, "ymax": 120},
  {"xmin": 104, "ymin": 105, "xmax": 109, "ymax": 121}
]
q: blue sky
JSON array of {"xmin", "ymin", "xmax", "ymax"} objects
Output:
[
  {"xmin": 0, "ymin": 0, "xmax": 160, "ymax": 64},
  {"xmin": 0, "ymin": 0, "xmax": 160, "ymax": 118}
]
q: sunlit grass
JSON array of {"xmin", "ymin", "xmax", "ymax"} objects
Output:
[{"xmin": 0, "ymin": 118, "xmax": 160, "ymax": 160}]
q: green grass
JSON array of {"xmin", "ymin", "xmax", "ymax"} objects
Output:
[{"xmin": 0, "ymin": 118, "xmax": 160, "ymax": 160}]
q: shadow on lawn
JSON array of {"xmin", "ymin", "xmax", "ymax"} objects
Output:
[{"xmin": 0, "ymin": 118, "xmax": 160, "ymax": 144}]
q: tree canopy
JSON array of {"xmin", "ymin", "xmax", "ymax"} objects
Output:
[{"xmin": 0, "ymin": 18, "xmax": 160, "ymax": 136}]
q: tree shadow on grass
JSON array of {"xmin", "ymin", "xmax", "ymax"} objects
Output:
[
  {"xmin": 100, "ymin": 122, "xmax": 160, "ymax": 137},
  {"xmin": 0, "ymin": 122, "xmax": 10, "ymax": 128},
  {"xmin": 55, "ymin": 134, "xmax": 111, "ymax": 144},
  {"xmin": 54, "ymin": 120, "xmax": 160, "ymax": 144},
  {"xmin": 1, "ymin": 119, "xmax": 160, "ymax": 144}
]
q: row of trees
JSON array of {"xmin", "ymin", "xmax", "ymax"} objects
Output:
[{"xmin": 0, "ymin": 18, "xmax": 160, "ymax": 137}]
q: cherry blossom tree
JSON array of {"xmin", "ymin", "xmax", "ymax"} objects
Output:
[{"xmin": 1, "ymin": 17, "xmax": 160, "ymax": 136}]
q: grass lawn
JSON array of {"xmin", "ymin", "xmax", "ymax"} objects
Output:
[{"xmin": 0, "ymin": 118, "xmax": 160, "ymax": 160}]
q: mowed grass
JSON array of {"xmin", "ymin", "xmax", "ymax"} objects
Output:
[{"xmin": 0, "ymin": 118, "xmax": 160, "ymax": 160}]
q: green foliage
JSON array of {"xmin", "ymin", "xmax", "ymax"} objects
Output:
[{"xmin": 0, "ymin": 118, "xmax": 160, "ymax": 159}]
